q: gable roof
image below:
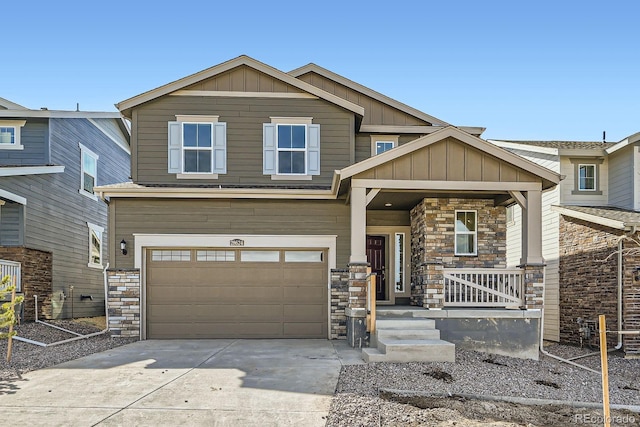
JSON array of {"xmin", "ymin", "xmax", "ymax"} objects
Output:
[
  {"xmin": 340, "ymin": 126, "xmax": 560, "ymax": 190},
  {"xmin": 0, "ymin": 97, "xmax": 28, "ymax": 110},
  {"xmin": 116, "ymin": 55, "xmax": 365, "ymax": 118},
  {"xmin": 288, "ymin": 63, "xmax": 451, "ymax": 127},
  {"xmin": 605, "ymin": 131, "xmax": 640, "ymax": 155}
]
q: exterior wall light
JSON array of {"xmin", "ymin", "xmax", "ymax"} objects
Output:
[{"xmin": 120, "ymin": 239, "xmax": 128, "ymax": 255}]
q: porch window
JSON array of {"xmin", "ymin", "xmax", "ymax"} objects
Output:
[
  {"xmin": 394, "ymin": 233, "xmax": 405, "ymax": 292},
  {"xmin": 455, "ymin": 210, "xmax": 477, "ymax": 256}
]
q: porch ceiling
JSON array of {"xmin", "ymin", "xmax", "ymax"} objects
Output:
[{"xmin": 365, "ymin": 189, "xmax": 511, "ymax": 210}]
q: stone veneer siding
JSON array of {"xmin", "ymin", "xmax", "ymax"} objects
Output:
[
  {"xmin": 0, "ymin": 246, "xmax": 53, "ymax": 321},
  {"xmin": 107, "ymin": 269, "xmax": 140, "ymax": 337},
  {"xmin": 410, "ymin": 198, "xmax": 507, "ymax": 307},
  {"xmin": 558, "ymin": 216, "xmax": 640, "ymax": 354},
  {"xmin": 330, "ymin": 269, "xmax": 349, "ymax": 339}
]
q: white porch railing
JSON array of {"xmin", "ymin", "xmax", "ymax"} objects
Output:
[
  {"xmin": 0, "ymin": 259, "xmax": 21, "ymax": 292},
  {"xmin": 443, "ymin": 268, "xmax": 524, "ymax": 308}
]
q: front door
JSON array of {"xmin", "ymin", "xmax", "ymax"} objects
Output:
[{"xmin": 366, "ymin": 235, "xmax": 386, "ymax": 301}]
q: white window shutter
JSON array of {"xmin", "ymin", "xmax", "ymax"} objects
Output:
[
  {"xmin": 167, "ymin": 121, "xmax": 182, "ymax": 173},
  {"xmin": 263, "ymin": 123, "xmax": 276, "ymax": 175},
  {"xmin": 212, "ymin": 122, "xmax": 227, "ymax": 174},
  {"xmin": 307, "ymin": 124, "xmax": 320, "ymax": 175}
]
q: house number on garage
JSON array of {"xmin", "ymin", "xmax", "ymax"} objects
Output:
[{"xmin": 230, "ymin": 239, "xmax": 245, "ymax": 246}]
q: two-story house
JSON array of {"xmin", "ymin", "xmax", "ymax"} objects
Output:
[
  {"xmin": 491, "ymin": 136, "xmax": 640, "ymax": 357},
  {"xmin": 97, "ymin": 56, "xmax": 563, "ymax": 361},
  {"xmin": 0, "ymin": 97, "xmax": 130, "ymax": 321}
]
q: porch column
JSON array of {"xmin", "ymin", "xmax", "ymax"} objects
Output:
[
  {"xmin": 350, "ymin": 186, "xmax": 367, "ymax": 263},
  {"xmin": 520, "ymin": 189, "xmax": 544, "ymax": 265}
]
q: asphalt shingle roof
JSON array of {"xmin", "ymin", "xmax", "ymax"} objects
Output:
[{"xmin": 495, "ymin": 140, "xmax": 616, "ymax": 150}]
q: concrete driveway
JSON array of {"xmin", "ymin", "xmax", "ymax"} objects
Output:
[{"xmin": 0, "ymin": 339, "xmax": 363, "ymax": 426}]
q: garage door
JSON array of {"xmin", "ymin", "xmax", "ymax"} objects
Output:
[{"xmin": 146, "ymin": 248, "xmax": 328, "ymax": 339}]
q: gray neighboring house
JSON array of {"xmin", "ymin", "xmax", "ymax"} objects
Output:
[
  {"xmin": 0, "ymin": 97, "xmax": 130, "ymax": 320},
  {"xmin": 491, "ymin": 136, "xmax": 640, "ymax": 357}
]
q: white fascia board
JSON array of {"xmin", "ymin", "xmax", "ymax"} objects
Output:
[
  {"xmin": 0, "ymin": 188, "xmax": 27, "ymax": 205},
  {"xmin": 95, "ymin": 186, "xmax": 337, "ymax": 200},
  {"xmin": 488, "ymin": 140, "xmax": 559, "ymax": 156},
  {"xmin": 557, "ymin": 148, "xmax": 607, "ymax": 157},
  {"xmin": 0, "ymin": 110, "xmax": 121, "ymax": 119},
  {"xmin": 0, "ymin": 165, "xmax": 65, "ymax": 177},
  {"xmin": 606, "ymin": 132, "xmax": 640, "ymax": 154},
  {"xmin": 87, "ymin": 118, "xmax": 131, "ymax": 154},
  {"xmin": 551, "ymin": 206, "xmax": 625, "ymax": 230}
]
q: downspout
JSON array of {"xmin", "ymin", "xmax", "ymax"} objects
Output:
[
  {"xmin": 616, "ymin": 237, "xmax": 624, "ymax": 351},
  {"xmin": 538, "ymin": 265, "xmax": 600, "ymax": 374}
]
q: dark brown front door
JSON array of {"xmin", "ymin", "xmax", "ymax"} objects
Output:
[{"xmin": 366, "ymin": 235, "xmax": 386, "ymax": 300}]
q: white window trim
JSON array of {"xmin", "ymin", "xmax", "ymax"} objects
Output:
[
  {"xmin": 370, "ymin": 135, "xmax": 399, "ymax": 156},
  {"xmin": 577, "ymin": 163, "xmax": 597, "ymax": 191},
  {"xmin": 181, "ymin": 122, "xmax": 214, "ymax": 174},
  {"xmin": 175, "ymin": 115, "xmax": 221, "ymax": 176},
  {"xmin": 0, "ymin": 120, "xmax": 27, "ymax": 150},
  {"xmin": 87, "ymin": 222, "xmax": 104, "ymax": 269},
  {"xmin": 276, "ymin": 123, "xmax": 307, "ymax": 176},
  {"xmin": 267, "ymin": 117, "xmax": 315, "ymax": 180},
  {"xmin": 454, "ymin": 210, "xmax": 478, "ymax": 256},
  {"xmin": 79, "ymin": 143, "xmax": 99, "ymax": 201}
]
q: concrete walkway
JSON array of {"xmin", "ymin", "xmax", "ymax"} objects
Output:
[{"xmin": 0, "ymin": 339, "xmax": 363, "ymax": 426}]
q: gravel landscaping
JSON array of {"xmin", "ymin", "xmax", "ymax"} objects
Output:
[
  {"xmin": 328, "ymin": 343, "xmax": 640, "ymax": 426},
  {"xmin": 0, "ymin": 319, "xmax": 137, "ymax": 381}
]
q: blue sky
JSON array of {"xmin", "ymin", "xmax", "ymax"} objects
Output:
[{"xmin": 3, "ymin": 1, "xmax": 638, "ymax": 141}]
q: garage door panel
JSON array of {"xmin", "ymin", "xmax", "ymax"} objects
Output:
[
  {"xmin": 284, "ymin": 304, "xmax": 325, "ymax": 322},
  {"xmin": 284, "ymin": 322, "xmax": 325, "ymax": 338},
  {"xmin": 146, "ymin": 248, "xmax": 327, "ymax": 339},
  {"xmin": 282, "ymin": 268, "xmax": 326, "ymax": 285},
  {"xmin": 284, "ymin": 287, "xmax": 326, "ymax": 303}
]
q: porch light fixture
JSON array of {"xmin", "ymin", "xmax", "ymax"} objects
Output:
[
  {"xmin": 384, "ymin": 203, "xmax": 393, "ymax": 207},
  {"xmin": 634, "ymin": 267, "xmax": 640, "ymax": 282},
  {"xmin": 120, "ymin": 239, "xmax": 128, "ymax": 255}
]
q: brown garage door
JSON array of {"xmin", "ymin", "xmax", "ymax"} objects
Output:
[{"xmin": 146, "ymin": 248, "xmax": 328, "ymax": 339}]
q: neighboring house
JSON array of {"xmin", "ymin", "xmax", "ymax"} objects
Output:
[
  {"xmin": 0, "ymin": 97, "xmax": 131, "ymax": 320},
  {"xmin": 97, "ymin": 56, "xmax": 561, "ymax": 361},
  {"xmin": 491, "ymin": 136, "xmax": 640, "ymax": 356}
]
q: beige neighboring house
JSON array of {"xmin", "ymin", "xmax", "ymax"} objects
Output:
[
  {"xmin": 97, "ymin": 55, "xmax": 562, "ymax": 361},
  {"xmin": 491, "ymin": 135, "xmax": 640, "ymax": 357}
]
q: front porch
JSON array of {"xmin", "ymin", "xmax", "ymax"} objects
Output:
[{"xmin": 332, "ymin": 127, "xmax": 559, "ymax": 361}]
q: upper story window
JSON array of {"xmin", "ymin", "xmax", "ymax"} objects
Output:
[
  {"xmin": 79, "ymin": 143, "xmax": 98, "ymax": 200},
  {"xmin": 277, "ymin": 124, "xmax": 306, "ymax": 174},
  {"xmin": 263, "ymin": 117, "xmax": 320, "ymax": 180},
  {"xmin": 454, "ymin": 210, "xmax": 477, "ymax": 256},
  {"xmin": 370, "ymin": 135, "xmax": 399, "ymax": 156},
  {"xmin": 0, "ymin": 120, "xmax": 26, "ymax": 150},
  {"xmin": 578, "ymin": 164, "xmax": 596, "ymax": 191},
  {"xmin": 570, "ymin": 157, "xmax": 603, "ymax": 195},
  {"xmin": 168, "ymin": 115, "xmax": 227, "ymax": 179}
]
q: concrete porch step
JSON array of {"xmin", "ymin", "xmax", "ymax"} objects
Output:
[
  {"xmin": 375, "ymin": 328, "xmax": 441, "ymax": 341},
  {"xmin": 376, "ymin": 308, "xmax": 433, "ymax": 318},
  {"xmin": 375, "ymin": 318, "xmax": 436, "ymax": 330},
  {"xmin": 362, "ymin": 338, "xmax": 455, "ymax": 363}
]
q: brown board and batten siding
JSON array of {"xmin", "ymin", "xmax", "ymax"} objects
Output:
[
  {"xmin": 296, "ymin": 71, "xmax": 430, "ymax": 127},
  {"xmin": 132, "ymin": 96, "xmax": 352, "ymax": 186},
  {"xmin": 182, "ymin": 65, "xmax": 305, "ymax": 93},
  {"xmin": 354, "ymin": 137, "xmax": 540, "ymax": 183},
  {"xmin": 109, "ymin": 198, "xmax": 351, "ymax": 269}
]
